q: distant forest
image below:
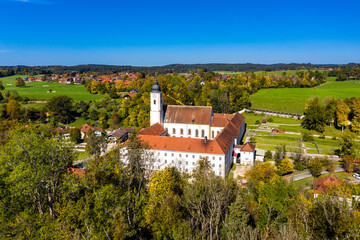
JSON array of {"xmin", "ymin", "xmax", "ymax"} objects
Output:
[{"xmin": 0, "ymin": 63, "xmax": 359, "ymax": 77}]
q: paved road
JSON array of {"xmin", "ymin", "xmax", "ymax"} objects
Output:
[{"xmin": 289, "ymin": 167, "xmax": 344, "ymax": 181}]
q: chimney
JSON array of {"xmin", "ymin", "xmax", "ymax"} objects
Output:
[{"xmin": 204, "ymin": 136, "xmax": 208, "ymax": 144}]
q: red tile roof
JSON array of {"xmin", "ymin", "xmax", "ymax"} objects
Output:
[
  {"xmin": 240, "ymin": 142, "xmax": 256, "ymax": 152},
  {"xmin": 80, "ymin": 124, "xmax": 103, "ymax": 133},
  {"xmin": 313, "ymin": 175, "xmax": 342, "ymax": 194},
  {"xmin": 138, "ymin": 123, "xmax": 166, "ymax": 136},
  {"xmin": 165, "ymin": 105, "xmax": 212, "ymax": 125},
  {"xmin": 67, "ymin": 168, "xmax": 85, "ymax": 179},
  {"xmin": 211, "ymin": 115, "xmax": 230, "ymax": 127},
  {"xmin": 139, "ymin": 135, "xmax": 226, "ymax": 154}
]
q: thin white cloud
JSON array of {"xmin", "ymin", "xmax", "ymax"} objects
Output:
[
  {"xmin": 11, "ymin": 0, "xmax": 52, "ymax": 4},
  {"xmin": 0, "ymin": 50, "xmax": 11, "ymax": 53}
]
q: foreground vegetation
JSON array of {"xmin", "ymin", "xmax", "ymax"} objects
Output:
[{"xmin": 1, "ymin": 126, "xmax": 360, "ymax": 239}]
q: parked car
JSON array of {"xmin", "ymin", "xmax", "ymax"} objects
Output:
[{"xmin": 353, "ymin": 173, "xmax": 360, "ymax": 179}]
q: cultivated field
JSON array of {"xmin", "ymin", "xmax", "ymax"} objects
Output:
[
  {"xmin": 0, "ymin": 75, "xmax": 105, "ymax": 102},
  {"xmin": 250, "ymin": 77, "xmax": 360, "ymax": 114}
]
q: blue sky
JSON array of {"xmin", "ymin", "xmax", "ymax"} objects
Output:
[{"xmin": 0, "ymin": 0, "xmax": 359, "ymax": 66}]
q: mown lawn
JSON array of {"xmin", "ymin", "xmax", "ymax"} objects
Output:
[
  {"xmin": 255, "ymin": 134, "xmax": 302, "ymax": 152},
  {"xmin": 251, "ymin": 77, "xmax": 360, "ymax": 114},
  {"xmin": 1, "ymin": 75, "xmax": 105, "ymax": 102}
]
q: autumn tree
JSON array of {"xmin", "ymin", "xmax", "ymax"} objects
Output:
[
  {"xmin": 351, "ymin": 97, "xmax": 360, "ymax": 132},
  {"xmin": 277, "ymin": 157, "xmax": 294, "ymax": 176},
  {"xmin": 6, "ymin": 98, "xmax": 21, "ymax": 119},
  {"xmin": 336, "ymin": 100, "xmax": 350, "ymax": 131},
  {"xmin": 145, "ymin": 167, "xmax": 186, "ymax": 239}
]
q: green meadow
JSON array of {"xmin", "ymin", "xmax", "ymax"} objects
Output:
[
  {"xmin": 250, "ymin": 77, "xmax": 360, "ymax": 114},
  {"xmin": 0, "ymin": 75, "xmax": 105, "ymax": 102}
]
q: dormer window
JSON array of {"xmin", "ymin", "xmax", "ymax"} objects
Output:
[
  {"xmin": 180, "ymin": 129, "xmax": 184, "ymax": 135},
  {"xmin": 195, "ymin": 130, "xmax": 199, "ymax": 137},
  {"xmin": 201, "ymin": 130, "xmax": 205, "ymax": 138},
  {"xmin": 188, "ymin": 129, "xmax": 191, "ymax": 135},
  {"xmin": 173, "ymin": 128, "xmax": 176, "ymax": 134}
]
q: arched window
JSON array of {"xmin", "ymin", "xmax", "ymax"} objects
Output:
[
  {"xmin": 188, "ymin": 129, "xmax": 191, "ymax": 135},
  {"xmin": 201, "ymin": 130, "xmax": 205, "ymax": 137},
  {"xmin": 195, "ymin": 129, "xmax": 199, "ymax": 137}
]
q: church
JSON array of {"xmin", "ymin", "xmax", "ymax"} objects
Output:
[{"xmin": 125, "ymin": 79, "xmax": 255, "ymax": 177}]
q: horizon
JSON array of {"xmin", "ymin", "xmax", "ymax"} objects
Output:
[{"xmin": 1, "ymin": 0, "xmax": 360, "ymax": 65}]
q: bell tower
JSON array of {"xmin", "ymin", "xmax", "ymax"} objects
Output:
[{"xmin": 150, "ymin": 79, "xmax": 163, "ymax": 126}]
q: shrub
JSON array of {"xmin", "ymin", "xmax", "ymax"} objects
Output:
[
  {"xmin": 255, "ymin": 120, "xmax": 260, "ymax": 125},
  {"xmin": 301, "ymin": 130, "xmax": 314, "ymax": 142},
  {"xmin": 267, "ymin": 117, "xmax": 273, "ymax": 122}
]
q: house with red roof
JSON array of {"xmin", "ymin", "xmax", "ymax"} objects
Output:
[{"xmin": 80, "ymin": 124, "xmax": 103, "ymax": 139}]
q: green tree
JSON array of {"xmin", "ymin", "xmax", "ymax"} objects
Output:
[
  {"xmin": 14, "ymin": 77, "xmax": 26, "ymax": 87},
  {"xmin": 339, "ymin": 130, "xmax": 357, "ymax": 156},
  {"xmin": 301, "ymin": 97, "xmax": 326, "ymax": 132},
  {"xmin": 85, "ymin": 130, "xmax": 107, "ymax": 157},
  {"xmin": 69, "ymin": 128, "xmax": 81, "ymax": 143},
  {"xmin": 0, "ymin": 79, "xmax": 4, "ymax": 90},
  {"xmin": 308, "ymin": 157, "xmax": 324, "ymax": 177},
  {"xmin": 0, "ymin": 126, "xmax": 75, "ymax": 218},
  {"xmin": 46, "ymin": 95, "xmax": 74, "ymax": 123}
]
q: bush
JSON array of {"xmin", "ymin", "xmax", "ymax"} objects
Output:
[
  {"xmin": 255, "ymin": 120, "xmax": 260, "ymax": 125},
  {"xmin": 264, "ymin": 150, "xmax": 272, "ymax": 161},
  {"xmin": 267, "ymin": 117, "xmax": 273, "ymax": 122},
  {"xmin": 301, "ymin": 130, "xmax": 314, "ymax": 142},
  {"xmin": 294, "ymin": 162, "xmax": 306, "ymax": 171}
]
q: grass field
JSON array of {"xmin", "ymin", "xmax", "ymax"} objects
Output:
[
  {"xmin": 1, "ymin": 75, "xmax": 105, "ymax": 102},
  {"xmin": 243, "ymin": 112, "xmax": 341, "ymax": 154},
  {"xmin": 251, "ymin": 77, "xmax": 360, "ymax": 114}
]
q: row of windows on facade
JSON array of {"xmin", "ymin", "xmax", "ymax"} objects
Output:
[
  {"xmin": 158, "ymin": 159, "xmax": 222, "ymax": 168},
  {"xmin": 159, "ymin": 152, "xmax": 222, "ymax": 161},
  {"xmin": 165, "ymin": 128, "xmax": 220, "ymax": 138},
  {"xmin": 149, "ymin": 164, "xmax": 222, "ymax": 175}
]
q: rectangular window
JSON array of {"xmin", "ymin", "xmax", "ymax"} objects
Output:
[
  {"xmin": 219, "ymin": 164, "xmax": 222, "ymax": 168},
  {"xmin": 213, "ymin": 157, "xmax": 215, "ymax": 160},
  {"xmin": 192, "ymin": 155, "xmax": 195, "ymax": 158},
  {"xmin": 212, "ymin": 164, "xmax": 215, "ymax": 167},
  {"xmin": 186, "ymin": 161, "xmax": 188, "ymax": 165},
  {"xmin": 219, "ymin": 157, "xmax": 222, "ymax": 160},
  {"xmin": 201, "ymin": 130, "xmax": 205, "ymax": 137},
  {"xmin": 195, "ymin": 130, "xmax": 199, "ymax": 137},
  {"xmin": 153, "ymin": 99, "xmax": 156, "ymax": 104},
  {"xmin": 179, "ymin": 154, "xmax": 181, "ymax": 157},
  {"xmin": 172, "ymin": 153, "xmax": 174, "ymax": 157},
  {"xmin": 212, "ymin": 131, "xmax": 214, "ymax": 139},
  {"xmin": 192, "ymin": 162, "xmax": 195, "ymax": 165},
  {"xmin": 186, "ymin": 154, "xmax": 188, "ymax": 157},
  {"xmin": 165, "ymin": 153, "xmax": 167, "ymax": 156},
  {"xmin": 172, "ymin": 128, "xmax": 176, "ymax": 134},
  {"xmin": 188, "ymin": 129, "xmax": 191, "ymax": 135},
  {"xmin": 165, "ymin": 160, "xmax": 167, "ymax": 163},
  {"xmin": 219, "ymin": 172, "xmax": 222, "ymax": 176},
  {"xmin": 180, "ymin": 129, "xmax": 183, "ymax": 135}
]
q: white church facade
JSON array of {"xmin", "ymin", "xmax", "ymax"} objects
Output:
[{"xmin": 123, "ymin": 79, "xmax": 255, "ymax": 177}]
